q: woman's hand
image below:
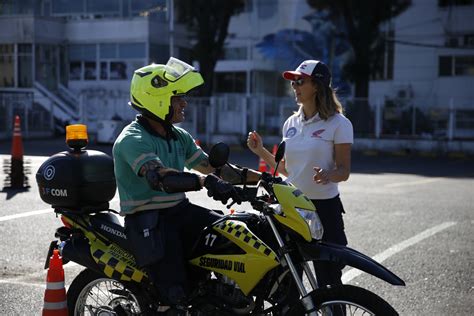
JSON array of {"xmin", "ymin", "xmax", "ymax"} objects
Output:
[
  {"xmin": 313, "ymin": 166, "xmax": 330, "ymax": 185},
  {"xmin": 247, "ymin": 131, "xmax": 264, "ymax": 155}
]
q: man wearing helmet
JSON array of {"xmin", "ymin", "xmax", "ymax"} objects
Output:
[{"xmin": 113, "ymin": 57, "xmax": 261, "ymax": 312}]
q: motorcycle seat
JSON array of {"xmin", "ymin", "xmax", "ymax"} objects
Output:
[{"xmin": 90, "ymin": 212, "xmax": 132, "ymax": 252}]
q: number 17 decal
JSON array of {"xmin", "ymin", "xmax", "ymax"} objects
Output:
[{"xmin": 204, "ymin": 233, "xmax": 217, "ymax": 247}]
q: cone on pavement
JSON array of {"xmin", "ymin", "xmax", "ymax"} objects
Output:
[
  {"xmin": 11, "ymin": 115, "xmax": 24, "ymax": 160},
  {"xmin": 258, "ymin": 157, "xmax": 267, "ymax": 172},
  {"xmin": 7, "ymin": 115, "xmax": 27, "ymax": 189},
  {"xmin": 42, "ymin": 249, "xmax": 68, "ymax": 316},
  {"xmin": 270, "ymin": 144, "xmax": 279, "ymax": 176}
]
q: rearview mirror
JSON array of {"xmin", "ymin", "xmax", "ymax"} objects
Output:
[
  {"xmin": 274, "ymin": 141, "xmax": 285, "ymax": 164},
  {"xmin": 209, "ymin": 142, "xmax": 230, "ymax": 169}
]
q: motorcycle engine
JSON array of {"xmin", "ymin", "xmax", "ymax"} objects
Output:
[{"xmin": 211, "ymin": 274, "xmax": 255, "ymax": 315}]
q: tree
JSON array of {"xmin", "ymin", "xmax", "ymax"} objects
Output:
[
  {"xmin": 307, "ymin": 0, "xmax": 411, "ymax": 98},
  {"xmin": 177, "ymin": 0, "xmax": 245, "ymax": 96}
]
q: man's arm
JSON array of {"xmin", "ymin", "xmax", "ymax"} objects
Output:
[
  {"xmin": 193, "ymin": 157, "xmax": 261, "ymax": 184},
  {"xmin": 139, "ymin": 160, "xmax": 205, "ymax": 192}
]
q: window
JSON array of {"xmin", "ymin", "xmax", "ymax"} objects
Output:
[
  {"xmin": 84, "ymin": 62, "xmax": 97, "ymax": 80},
  {"xmin": 439, "ymin": 55, "xmax": 474, "ymax": 76},
  {"xmin": 86, "ymin": 0, "xmax": 119, "ymax": 14},
  {"xmin": 455, "ymin": 56, "xmax": 474, "ymax": 75},
  {"xmin": 52, "ymin": 0, "xmax": 84, "ymax": 15},
  {"xmin": 69, "ymin": 43, "xmax": 145, "ymax": 81},
  {"xmin": 100, "ymin": 62, "xmax": 108, "ymax": 79},
  {"xmin": 215, "ymin": 72, "xmax": 246, "ymax": 93},
  {"xmin": 0, "ymin": 44, "xmax": 14, "ymax": 87},
  {"xmin": 110, "ymin": 62, "xmax": 127, "ymax": 80},
  {"xmin": 464, "ymin": 34, "xmax": 474, "ymax": 47},
  {"xmin": 70, "ymin": 62, "xmax": 82, "ymax": 80},
  {"xmin": 130, "ymin": 0, "xmax": 167, "ymax": 17},
  {"xmin": 257, "ymin": 0, "xmax": 277, "ymax": 19},
  {"xmin": 439, "ymin": 56, "xmax": 453, "ymax": 76},
  {"xmin": 119, "ymin": 43, "xmax": 146, "ymax": 59},
  {"xmin": 223, "ymin": 47, "xmax": 248, "ymax": 60},
  {"xmin": 18, "ymin": 44, "xmax": 33, "ymax": 87},
  {"xmin": 68, "ymin": 44, "xmax": 96, "ymax": 81},
  {"xmin": 0, "ymin": 0, "xmax": 35, "ymax": 15}
]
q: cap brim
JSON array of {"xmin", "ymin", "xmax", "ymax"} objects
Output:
[{"xmin": 282, "ymin": 71, "xmax": 310, "ymax": 81}]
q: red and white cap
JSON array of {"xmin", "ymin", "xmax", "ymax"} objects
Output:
[{"xmin": 282, "ymin": 60, "xmax": 331, "ymax": 87}]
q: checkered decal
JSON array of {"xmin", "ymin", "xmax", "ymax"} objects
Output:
[
  {"xmin": 215, "ymin": 221, "xmax": 277, "ymax": 261},
  {"xmin": 91, "ymin": 248, "xmax": 146, "ymax": 283}
]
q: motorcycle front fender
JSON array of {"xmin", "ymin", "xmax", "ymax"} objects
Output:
[{"xmin": 297, "ymin": 241, "xmax": 405, "ymax": 286}]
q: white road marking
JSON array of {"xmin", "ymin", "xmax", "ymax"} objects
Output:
[
  {"xmin": 0, "ymin": 208, "xmax": 51, "ymax": 222},
  {"xmin": 342, "ymin": 221, "xmax": 457, "ymax": 283},
  {"xmin": 0, "ymin": 195, "xmax": 119, "ymax": 223},
  {"xmin": 384, "ymin": 177, "xmax": 443, "ymax": 188}
]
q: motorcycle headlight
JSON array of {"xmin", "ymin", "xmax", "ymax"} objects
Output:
[{"xmin": 296, "ymin": 208, "xmax": 324, "ymax": 240}]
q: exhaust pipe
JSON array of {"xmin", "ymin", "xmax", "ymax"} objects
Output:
[{"xmin": 59, "ymin": 238, "xmax": 101, "ymax": 273}]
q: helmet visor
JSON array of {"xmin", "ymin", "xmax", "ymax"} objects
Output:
[{"xmin": 163, "ymin": 57, "xmax": 195, "ymax": 82}]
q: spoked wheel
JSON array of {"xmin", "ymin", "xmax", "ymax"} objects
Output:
[
  {"xmin": 67, "ymin": 269, "xmax": 145, "ymax": 316},
  {"xmin": 287, "ymin": 284, "xmax": 399, "ymax": 315}
]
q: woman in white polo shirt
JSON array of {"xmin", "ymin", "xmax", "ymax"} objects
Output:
[{"xmin": 247, "ymin": 60, "xmax": 353, "ymax": 288}]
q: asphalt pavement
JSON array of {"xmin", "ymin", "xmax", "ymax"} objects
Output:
[
  {"xmin": 1, "ymin": 137, "xmax": 473, "ymax": 315},
  {"xmin": 1, "ymin": 136, "xmax": 472, "ymax": 178}
]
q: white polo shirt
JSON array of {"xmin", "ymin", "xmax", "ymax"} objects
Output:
[{"xmin": 282, "ymin": 109, "xmax": 353, "ymax": 200}]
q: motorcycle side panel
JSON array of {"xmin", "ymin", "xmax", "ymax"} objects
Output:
[
  {"xmin": 62, "ymin": 214, "xmax": 147, "ymax": 283},
  {"xmin": 189, "ymin": 220, "xmax": 279, "ymax": 295},
  {"xmin": 89, "ymin": 237, "xmax": 148, "ymax": 283},
  {"xmin": 273, "ymin": 183, "xmax": 315, "ymax": 242},
  {"xmin": 298, "ymin": 241, "xmax": 405, "ymax": 286}
]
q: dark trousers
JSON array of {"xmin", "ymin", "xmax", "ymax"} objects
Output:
[
  {"xmin": 311, "ymin": 195, "xmax": 348, "ymax": 287},
  {"xmin": 125, "ymin": 199, "xmax": 222, "ymax": 304}
]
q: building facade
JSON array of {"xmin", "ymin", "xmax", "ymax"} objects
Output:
[
  {"xmin": 370, "ymin": 0, "xmax": 474, "ymax": 138},
  {"xmin": 0, "ymin": 0, "xmax": 472, "ymax": 140}
]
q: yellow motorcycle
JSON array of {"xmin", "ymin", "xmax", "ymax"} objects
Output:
[{"xmin": 37, "ymin": 129, "xmax": 404, "ymax": 315}]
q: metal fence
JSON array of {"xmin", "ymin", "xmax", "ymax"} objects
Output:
[
  {"xmin": 180, "ymin": 95, "xmax": 474, "ymax": 144},
  {"xmin": 1, "ymin": 91, "xmax": 473, "ymax": 143},
  {"xmin": 343, "ymin": 98, "xmax": 474, "ymax": 141},
  {"xmin": 0, "ymin": 91, "xmax": 53, "ymax": 139}
]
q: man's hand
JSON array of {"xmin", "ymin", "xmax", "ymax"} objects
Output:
[{"xmin": 204, "ymin": 175, "xmax": 240, "ymax": 204}]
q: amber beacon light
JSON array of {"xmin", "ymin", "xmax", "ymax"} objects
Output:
[{"xmin": 66, "ymin": 124, "xmax": 88, "ymax": 151}]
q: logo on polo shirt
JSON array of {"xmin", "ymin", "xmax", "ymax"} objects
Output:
[
  {"xmin": 285, "ymin": 127, "xmax": 297, "ymax": 138},
  {"xmin": 311, "ymin": 129, "xmax": 325, "ymax": 138}
]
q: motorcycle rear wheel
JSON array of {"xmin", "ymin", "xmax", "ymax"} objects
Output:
[
  {"xmin": 287, "ymin": 284, "xmax": 398, "ymax": 315},
  {"xmin": 67, "ymin": 268, "xmax": 145, "ymax": 316}
]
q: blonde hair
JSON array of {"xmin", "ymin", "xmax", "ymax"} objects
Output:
[{"xmin": 313, "ymin": 80, "xmax": 343, "ymax": 120}]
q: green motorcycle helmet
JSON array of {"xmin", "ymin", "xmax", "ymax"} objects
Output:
[{"xmin": 129, "ymin": 57, "xmax": 204, "ymax": 122}]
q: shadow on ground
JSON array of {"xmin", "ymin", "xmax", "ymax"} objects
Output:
[{"xmin": 1, "ymin": 137, "xmax": 473, "ymax": 179}]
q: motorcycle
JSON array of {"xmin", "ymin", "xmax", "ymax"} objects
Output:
[{"xmin": 37, "ymin": 125, "xmax": 404, "ymax": 315}]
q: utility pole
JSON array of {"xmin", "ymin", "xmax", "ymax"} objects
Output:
[{"xmin": 168, "ymin": 0, "xmax": 174, "ymax": 57}]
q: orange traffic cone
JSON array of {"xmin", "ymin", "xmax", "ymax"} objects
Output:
[
  {"xmin": 270, "ymin": 144, "xmax": 279, "ymax": 176},
  {"xmin": 42, "ymin": 249, "xmax": 68, "ymax": 316},
  {"xmin": 11, "ymin": 115, "xmax": 24, "ymax": 160},
  {"xmin": 8, "ymin": 115, "xmax": 27, "ymax": 189},
  {"xmin": 258, "ymin": 157, "xmax": 267, "ymax": 172}
]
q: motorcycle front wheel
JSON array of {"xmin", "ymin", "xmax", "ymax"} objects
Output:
[
  {"xmin": 288, "ymin": 284, "xmax": 398, "ymax": 315},
  {"xmin": 67, "ymin": 268, "xmax": 145, "ymax": 316}
]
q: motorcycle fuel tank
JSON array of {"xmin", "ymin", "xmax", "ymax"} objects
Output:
[{"xmin": 36, "ymin": 149, "xmax": 116, "ymax": 212}]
